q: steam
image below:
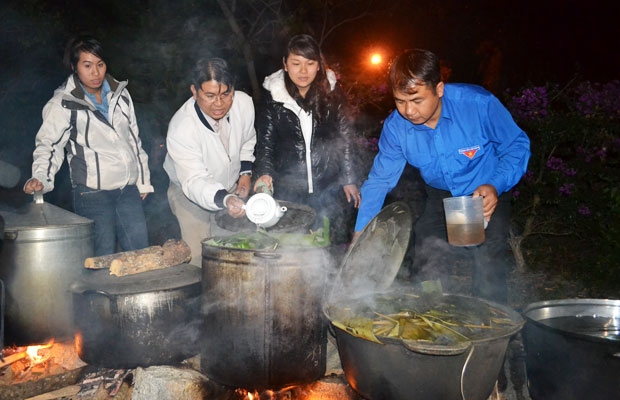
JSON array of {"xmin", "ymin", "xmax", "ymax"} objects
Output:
[{"xmin": 200, "ymin": 245, "xmax": 336, "ymax": 317}]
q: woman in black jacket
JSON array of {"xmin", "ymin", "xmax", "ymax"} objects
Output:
[{"xmin": 253, "ymin": 34, "xmax": 360, "ymax": 244}]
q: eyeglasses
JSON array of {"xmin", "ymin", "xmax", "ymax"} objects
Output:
[{"xmin": 199, "ymin": 89, "xmax": 234, "ymax": 104}]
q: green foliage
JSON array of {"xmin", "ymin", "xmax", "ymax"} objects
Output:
[{"xmin": 506, "ymin": 80, "xmax": 620, "ymax": 292}]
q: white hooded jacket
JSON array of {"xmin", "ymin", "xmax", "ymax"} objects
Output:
[{"xmin": 29, "ymin": 74, "xmax": 153, "ymax": 194}]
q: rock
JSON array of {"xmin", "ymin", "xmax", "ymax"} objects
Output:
[{"xmin": 132, "ymin": 366, "xmax": 209, "ymax": 400}]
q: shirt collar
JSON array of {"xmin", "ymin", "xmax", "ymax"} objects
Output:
[
  {"xmin": 80, "ymin": 79, "xmax": 111, "ymax": 103},
  {"xmin": 193, "ymin": 100, "xmax": 229, "ymax": 132}
]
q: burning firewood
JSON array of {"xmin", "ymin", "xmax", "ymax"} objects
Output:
[
  {"xmin": 0, "ymin": 352, "xmax": 27, "ymax": 368},
  {"xmin": 83, "ymin": 239, "xmax": 192, "ymax": 276}
]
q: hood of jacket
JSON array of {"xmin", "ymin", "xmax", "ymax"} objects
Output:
[{"xmin": 262, "ymin": 69, "xmax": 337, "ymax": 105}]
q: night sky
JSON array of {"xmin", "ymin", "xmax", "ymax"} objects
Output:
[{"xmin": 1, "ymin": 0, "xmax": 618, "ymax": 207}]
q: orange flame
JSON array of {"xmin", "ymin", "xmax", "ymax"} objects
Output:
[{"xmin": 26, "ymin": 339, "xmax": 54, "ymax": 365}]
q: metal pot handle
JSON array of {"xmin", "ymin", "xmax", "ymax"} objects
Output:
[
  {"xmin": 80, "ymin": 289, "xmax": 112, "ymax": 298},
  {"xmin": 401, "ymin": 338, "xmax": 472, "ymax": 356},
  {"xmin": 460, "ymin": 345, "xmax": 477, "ymax": 399},
  {"xmin": 79, "ymin": 289, "xmax": 119, "ymax": 315},
  {"xmin": 3, "ymin": 231, "xmax": 17, "ymax": 241},
  {"xmin": 33, "ymin": 190, "xmax": 44, "ymax": 204}
]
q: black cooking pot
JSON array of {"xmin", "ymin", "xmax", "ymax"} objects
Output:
[
  {"xmin": 325, "ymin": 291, "xmax": 524, "ymax": 400},
  {"xmin": 523, "ymin": 299, "xmax": 620, "ymax": 400},
  {"xmin": 70, "ymin": 263, "xmax": 201, "ymax": 368},
  {"xmin": 200, "ymin": 242, "xmax": 329, "ymax": 391}
]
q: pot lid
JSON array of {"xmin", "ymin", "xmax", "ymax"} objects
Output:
[
  {"xmin": 329, "ymin": 201, "xmax": 412, "ymax": 303},
  {"xmin": 0, "ymin": 192, "xmax": 92, "ymax": 230},
  {"xmin": 70, "ymin": 263, "xmax": 201, "ymax": 295},
  {"xmin": 216, "ymin": 200, "xmax": 316, "ymax": 233}
]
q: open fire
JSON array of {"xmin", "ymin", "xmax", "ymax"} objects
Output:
[
  {"xmin": 0, "ymin": 339, "xmax": 86, "ymax": 399},
  {"xmin": 2, "ymin": 339, "xmax": 56, "ymax": 371}
]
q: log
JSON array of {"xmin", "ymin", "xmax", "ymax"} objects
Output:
[
  {"xmin": 25, "ymin": 385, "xmax": 81, "ymax": 400},
  {"xmin": 84, "ymin": 246, "xmax": 160, "ymax": 270},
  {"xmin": 83, "ymin": 239, "xmax": 192, "ymax": 277}
]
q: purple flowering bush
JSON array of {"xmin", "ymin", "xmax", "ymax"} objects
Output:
[{"xmin": 507, "ymin": 80, "xmax": 620, "ymax": 292}]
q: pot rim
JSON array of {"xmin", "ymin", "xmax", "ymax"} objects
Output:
[
  {"xmin": 70, "ymin": 263, "xmax": 202, "ymax": 295},
  {"xmin": 523, "ymin": 298, "xmax": 620, "ymax": 344},
  {"xmin": 325, "ymin": 291, "xmax": 524, "ymax": 354}
]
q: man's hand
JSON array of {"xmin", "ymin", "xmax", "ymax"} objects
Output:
[
  {"xmin": 23, "ymin": 178, "xmax": 43, "ymax": 194},
  {"xmin": 226, "ymin": 195, "xmax": 246, "ymax": 219},
  {"xmin": 473, "ymin": 184, "xmax": 498, "ymax": 221},
  {"xmin": 236, "ymin": 175, "xmax": 251, "ymax": 199},
  {"xmin": 343, "ymin": 184, "xmax": 361, "ymax": 208}
]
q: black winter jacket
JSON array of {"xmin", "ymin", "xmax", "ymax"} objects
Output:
[{"xmin": 254, "ymin": 70, "xmax": 358, "ymax": 201}]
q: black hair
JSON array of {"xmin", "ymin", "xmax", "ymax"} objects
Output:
[
  {"xmin": 63, "ymin": 35, "xmax": 106, "ymax": 71},
  {"xmin": 283, "ymin": 34, "xmax": 331, "ymax": 122},
  {"xmin": 191, "ymin": 57, "xmax": 235, "ymax": 92},
  {"xmin": 389, "ymin": 49, "xmax": 442, "ymax": 94}
]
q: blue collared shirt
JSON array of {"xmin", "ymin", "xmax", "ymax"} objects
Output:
[
  {"xmin": 82, "ymin": 79, "xmax": 111, "ymax": 121},
  {"xmin": 355, "ymin": 83, "xmax": 531, "ymax": 231}
]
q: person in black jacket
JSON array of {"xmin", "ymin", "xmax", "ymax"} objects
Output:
[{"xmin": 253, "ymin": 34, "xmax": 360, "ymax": 244}]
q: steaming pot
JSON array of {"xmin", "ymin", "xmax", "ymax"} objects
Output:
[
  {"xmin": 326, "ymin": 291, "xmax": 524, "ymax": 400},
  {"xmin": 200, "ymin": 241, "xmax": 329, "ymax": 391},
  {"xmin": 0, "ymin": 193, "xmax": 93, "ymax": 345}
]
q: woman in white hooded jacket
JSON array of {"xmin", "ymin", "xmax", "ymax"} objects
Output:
[
  {"xmin": 253, "ymin": 34, "xmax": 360, "ymax": 244},
  {"xmin": 24, "ymin": 35, "xmax": 153, "ymax": 256}
]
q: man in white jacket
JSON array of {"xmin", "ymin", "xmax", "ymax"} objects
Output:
[{"xmin": 163, "ymin": 58, "xmax": 256, "ymax": 265}]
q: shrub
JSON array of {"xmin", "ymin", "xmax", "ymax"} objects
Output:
[{"xmin": 506, "ymin": 80, "xmax": 620, "ymax": 293}]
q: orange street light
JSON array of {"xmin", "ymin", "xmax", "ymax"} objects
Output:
[{"xmin": 370, "ymin": 53, "xmax": 382, "ymax": 65}]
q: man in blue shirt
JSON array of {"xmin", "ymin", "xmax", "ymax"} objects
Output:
[{"xmin": 355, "ymin": 49, "xmax": 530, "ymax": 303}]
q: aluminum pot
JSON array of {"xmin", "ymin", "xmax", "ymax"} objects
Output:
[
  {"xmin": 0, "ymin": 193, "xmax": 93, "ymax": 345},
  {"xmin": 325, "ymin": 291, "xmax": 524, "ymax": 400},
  {"xmin": 523, "ymin": 299, "xmax": 620, "ymax": 400},
  {"xmin": 200, "ymin": 242, "xmax": 329, "ymax": 391},
  {"xmin": 70, "ymin": 263, "xmax": 202, "ymax": 368}
]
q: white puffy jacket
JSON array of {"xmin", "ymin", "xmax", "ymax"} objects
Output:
[{"xmin": 29, "ymin": 74, "xmax": 153, "ymax": 194}]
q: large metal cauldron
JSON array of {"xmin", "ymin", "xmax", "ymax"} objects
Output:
[
  {"xmin": 71, "ymin": 264, "xmax": 202, "ymax": 368},
  {"xmin": 523, "ymin": 299, "xmax": 620, "ymax": 400},
  {"xmin": 325, "ymin": 291, "xmax": 524, "ymax": 400},
  {"xmin": 0, "ymin": 194, "xmax": 93, "ymax": 345},
  {"xmin": 200, "ymin": 242, "xmax": 329, "ymax": 391}
]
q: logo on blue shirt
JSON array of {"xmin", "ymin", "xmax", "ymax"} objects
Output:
[{"xmin": 458, "ymin": 145, "xmax": 480, "ymax": 159}]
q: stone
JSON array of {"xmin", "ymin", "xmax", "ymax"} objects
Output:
[{"xmin": 131, "ymin": 365, "xmax": 209, "ymax": 400}]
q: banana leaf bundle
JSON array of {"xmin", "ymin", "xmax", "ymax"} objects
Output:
[
  {"xmin": 204, "ymin": 217, "xmax": 330, "ymax": 250},
  {"xmin": 328, "ymin": 285, "xmax": 519, "ymax": 346}
]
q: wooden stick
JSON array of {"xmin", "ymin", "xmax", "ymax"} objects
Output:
[{"xmin": 0, "ymin": 352, "xmax": 27, "ymax": 368}]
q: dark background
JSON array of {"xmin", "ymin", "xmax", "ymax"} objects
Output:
[{"xmin": 1, "ymin": 0, "xmax": 618, "ymax": 242}]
